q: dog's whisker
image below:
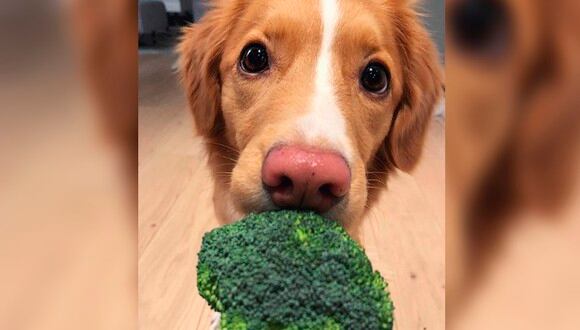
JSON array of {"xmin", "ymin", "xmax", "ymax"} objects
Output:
[
  {"xmin": 207, "ymin": 141, "xmax": 240, "ymax": 155},
  {"xmin": 213, "ymin": 171, "xmax": 233, "ymax": 176},
  {"xmin": 216, "ymin": 154, "xmax": 239, "ymax": 163},
  {"xmin": 211, "ymin": 177, "xmax": 232, "ymax": 186},
  {"xmin": 214, "ymin": 172, "xmax": 233, "ymax": 176},
  {"xmin": 370, "ymin": 154, "xmax": 392, "ymax": 170},
  {"xmin": 367, "ymin": 179, "xmax": 387, "ymax": 185},
  {"xmin": 212, "ymin": 162, "xmax": 236, "ymax": 169},
  {"xmin": 366, "ymin": 171, "xmax": 387, "ymax": 175}
]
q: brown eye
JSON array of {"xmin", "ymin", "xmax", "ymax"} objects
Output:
[
  {"xmin": 240, "ymin": 43, "xmax": 269, "ymax": 74},
  {"xmin": 360, "ymin": 62, "xmax": 390, "ymax": 94}
]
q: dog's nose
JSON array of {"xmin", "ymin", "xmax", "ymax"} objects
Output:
[{"xmin": 262, "ymin": 145, "xmax": 351, "ymax": 213}]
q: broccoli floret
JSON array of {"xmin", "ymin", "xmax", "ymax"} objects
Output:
[{"xmin": 197, "ymin": 211, "xmax": 394, "ymax": 330}]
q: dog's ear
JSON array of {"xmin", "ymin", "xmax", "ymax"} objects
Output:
[
  {"xmin": 385, "ymin": 6, "xmax": 443, "ymax": 172},
  {"xmin": 177, "ymin": 2, "xmax": 241, "ymax": 137}
]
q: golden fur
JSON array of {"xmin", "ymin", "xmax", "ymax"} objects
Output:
[{"xmin": 178, "ymin": 0, "xmax": 442, "ymax": 229}]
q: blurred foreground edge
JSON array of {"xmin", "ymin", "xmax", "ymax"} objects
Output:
[
  {"xmin": 0, "ymin": 0, "xmax": 137, "ymax": 329},
  {"xmin": 446, "ymin": 0, "xmax": 580, "ymax": 329}
]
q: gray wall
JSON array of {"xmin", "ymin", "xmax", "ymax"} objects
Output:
[
  {"xmin": 192, "ymin": 0, "xmax": 208, "ymax": 21},
  {"xmin": 421, "ymin": 1, "xmax": 445, "ymax": 62},
  {"xmin": 180, "ymin": 0, "xmax": 193, "ymax": 15}
]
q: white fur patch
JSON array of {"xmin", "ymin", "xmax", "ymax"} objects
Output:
[
  {"xmin": 209, "ymin": 312, "xmax": 220, "ymax": 330},
  {"xmin": 295, "ymin": 0, "xmax": 353, "ymax": 163}
]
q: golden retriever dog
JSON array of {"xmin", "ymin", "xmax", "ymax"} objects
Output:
[
  {"xmin": 178, "ymin": 0, "xmax": 442, "ymax": 231},
  {"xmin": 446, "ymin": 0, "xmax": 580, "ymax": 322}
]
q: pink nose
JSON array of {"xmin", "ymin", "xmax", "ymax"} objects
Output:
[{"xmin": 262, "ymin": 145, "xmax": 351, "ymax": 213}]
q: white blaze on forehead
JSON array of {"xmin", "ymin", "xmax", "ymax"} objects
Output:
[{"xmin": 295, "ymin": 0, "xmax": 353, "ymax": 163}]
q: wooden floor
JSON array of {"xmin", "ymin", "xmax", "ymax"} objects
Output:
[{"xmin": 138, "ymin": 50, "xmax": 445, "ymax": 330}]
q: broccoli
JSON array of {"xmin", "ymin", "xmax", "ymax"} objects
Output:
[{"xmin": 197, "ymin": 211, "xmax": 394, "ymax": 330}]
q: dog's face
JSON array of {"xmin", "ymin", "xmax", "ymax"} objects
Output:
[{"xmin": 179, "ymin": 0, "xmax": 441, "ymax": 225}]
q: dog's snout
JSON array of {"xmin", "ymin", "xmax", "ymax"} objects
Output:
[{"xmin": 262, "ymin": 145, "xmax": 351, "ymax": 213}]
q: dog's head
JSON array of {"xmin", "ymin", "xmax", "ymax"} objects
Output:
[{"xmin": 179, "ymin": 0, "xmax": 442, "ymax": 225}]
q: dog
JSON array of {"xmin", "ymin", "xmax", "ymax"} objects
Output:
[{"xmin": 178, "ymin": 0, "xmax": 442, "ymax": 230}]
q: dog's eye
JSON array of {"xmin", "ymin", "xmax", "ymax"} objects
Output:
[
  {"xmin": 239, "ymin": 43, "xmax": 269, "ymax": 74},
  {"xmin": 449, "ymin": 0, "xmax": 511, "ymax": 57},
  {"xmin": 360, "ymin": 62, "xmax": 390, "ymax": 94}
]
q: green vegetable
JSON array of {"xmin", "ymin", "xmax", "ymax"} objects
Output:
[{"xmin": 197, "ymin": 211, "xmax": 394, "ymax": 330}]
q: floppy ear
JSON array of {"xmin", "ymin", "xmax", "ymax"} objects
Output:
[
  {"xmin": 177, "ymin": 2, "xmax": 242, "ymax": 137},
  {"xmin": 386, "ymin": 6, "xmax": 443, "ymax": 172}
]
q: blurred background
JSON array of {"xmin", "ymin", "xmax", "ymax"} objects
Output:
[
  {"xmin": 0, "ymin": 0, "xmax": 136, "ymax": 329},
  {"xmin": 446, "ymin": 0, "xmax": 580, "ymax": 329}
]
